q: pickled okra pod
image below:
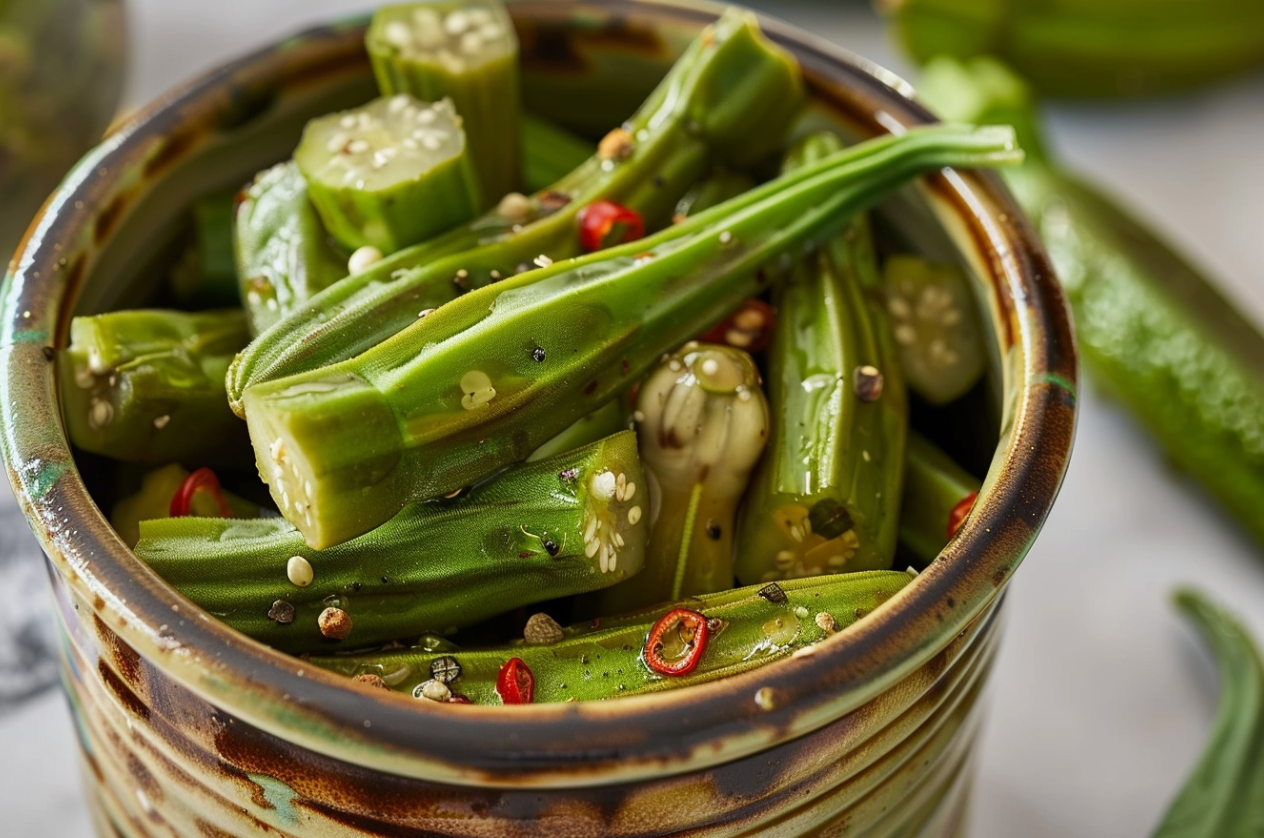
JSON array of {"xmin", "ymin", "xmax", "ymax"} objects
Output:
[
  {"xmin": 673, "ymin": 169, "xmax": 757, "ymax": 223},
  {"xmin": 294, "ymin": 95, "xmax": 482, "ymax": 253},
  {"xmin": 527, "ymin": 399, "xmax": 627, "ymax": 463},
  {"xmin": 235, "ymin": 161, "xmax": 349, "ymax": 335},
  {"xmin": 168, "ymin": 193, "xmax": 240, "ymax": 309},
  {"xmin": 59, "ymin": 309, "xmax": 251, "ymax": 466},
  {"xmin": 226, "ymin": 8, "xmax": 806, "ymax": 412},
  {"xmin": 600, "ymin": 344, "xmax": 769, "ymax": 612},
  {"xmin": 1152, "ymin": 589, "xmax": 1264, "ymax": 837},
  {"xmin": 734, "ymin": 132, "xmax": 907, "ymax": 585},
  {"xmin": 133, "ymin": 433, "xmax": 647, "ymax": 654},
  {"xmin": 520, "ymin": 113, "xmax": 593, "ymax": 194},
  {"xmin": 898, "ymin": 431, "xmax": 981, "ymax": 564},
  {"xmin": 312, "ymin": 570, "xmax": 915, "ymax": 703},
  {"xmin": 111, "ymin": 463, "xmax": 259, "ymax": 548},
  {"xmin": 919, "ymin": 56, "xmax": 1264, "ymax": 552},
  {"xmin": 367, "ymin": 0, "xmax": 521, "ymax": 205},
  {"xmin": 244, "ymin": 124, "xmax": 1020, "ymax": 548}
]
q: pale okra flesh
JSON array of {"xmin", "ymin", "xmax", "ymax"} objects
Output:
[
  {"xmin": 600, "ymin": 343, "xmax": 770, "ymax": 612},
  {"xmin": 134, "ymin": 433, "xmax": 647, "ymax": 654},
  {"xmin": 242, "ymin": 124, "xmax": 1020, "ymax": 548},
  {"xmin": 59, "ymin": 309, "xmax": 251, "ymax": 466},
  {"xmin": 311, "ymin": 571, "xmax": 914, "ymax": 704},
  {"xmin": 367, "ymin": 0, "xmax": 521, "ymax": 206},
  {"xmin": 235, "ymin": 161, "xmax": 349, "ymax": 335},
  {"xmin": 734, "ymin": 133, "xmax": 908, "ymax": 585},
  {"xmin": 294, "ymin": 94, "xmax": 482, "ymax": 253},
  {"xmin": 225, "ymin": 8, "xmax": 806, "ymax": 414}
]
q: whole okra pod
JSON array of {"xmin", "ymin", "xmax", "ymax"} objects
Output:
[
  {"xmin": 59, "ymin": 309, "xmax": 251, "ymax": 466},
  {"xmin": 133, "ymin": 433, "xmax": 646, "ymax": 654},
  {"xmin": 312, "ymin": 571, "xmax": 914, "ymax": 703},
  {"xmin": 225, "ymin": 8, "xmax": 805, "ymax": 413},
  {"xmin": 898, "ymin": 431, "xmax": 980, "ymax": 564},
  {"xmin": 243, "ymin": 124, "xmax": 1021, "ymax": 548},
  {"xmin": 735, "ymin": 132, "xmax": 907, "ymax": 585}
]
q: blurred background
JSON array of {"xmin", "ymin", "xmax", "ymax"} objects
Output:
[{"xmin": 2, "ymin": 1, "xmax": 1263, "ymax": 836}]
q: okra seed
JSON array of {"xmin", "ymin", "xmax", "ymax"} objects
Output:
[
  {"xmin": 286, "ymin": 556, "xmax": 314, "ymax": 588},
  {"xmin": 348, "ymin": 246, "xmax": 384, "ymax": 275},
  {"xmin": 533, "ymin": 254, "xmax": 554, "ymax": 268},
  {"xmin": 318, "ymin": 607, "xmax": 353, "ymax": 640},
  {"xmin": 153, "ymin": 415, "xmax": 170, "ymax": 430},
  {"xmin": 754, "ymin": 687, "xmax": 777, "ymax": 711},
  {"xmin": 497, "ymin": 191, "xmax": 533, "ymax": 222},
  {"xmin": 793, "ymin": 606, "xmax": 809, "ymax": 619},
  {"xmin": 444, "ymin": 11, "xmax": 471, "ymax": 35},
  {"xmin": 628, "ymin": 506, "xmax": 643, "ymax": 525},
  {"xmin": 89, "ymin": 399, "xmax": 114, "ymax": 429},
  {"xmin": 460, "ymin": 371, "xmax": 496, "ymax": 409},
  {"xmin": 590, "ymin": 470, "xmax": 617, "ymax": 500}
]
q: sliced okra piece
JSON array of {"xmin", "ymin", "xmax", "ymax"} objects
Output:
[
  {"xmin": 59, "ymin": 309, "xmax": 252, "ymax": 467},
  {"xmin": 368, "ymin": 0, "xmax": 521, "ymax": 206},
  {"xmin": 598, "ymin": 343, "xmax": 769, "ymax": 612},
  {"xmin": 883, "ymin": 254, "xmax": 987, "ymax": 405},
  {"xmin": 111, "ymin": 463, "xmax": 259, "ymax": 548},
  {"xmin": 294, "ymin": 94, "xmax": 482, "ymax": 254},
  {"xmin": 898, "ymin": 431, "xmax": 981, "ymax": 564},
  {"xmin": 134, "ymin": 433, "xmax": 646, "ymax": 654},
  {"xmin": 311, "ymin": 570, "xmax": 914, "ymax": 703},
  {"xmin": 226, "ymin": 8, "xmax": 806, "ymax": 413},
  {"xmin": 734, "ymin": 133, "xmax": 907, "ymax": 585},
  {"xmin": 242, "ymin": 124, "xmax": 1020, "ymax": 547},
  {"xmin": 521, "ymin": 113, "xmax": 595, "ymax": 194},
  {"xmin": 235, "ymin": 161, "xmax": 349, "ymax": 335}
]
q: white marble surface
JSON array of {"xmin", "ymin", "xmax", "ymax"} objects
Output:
[{"xmin": 3, "ymin": 1, "xmax": 1264, "ymax": 836}]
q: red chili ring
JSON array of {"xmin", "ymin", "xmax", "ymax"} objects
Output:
[
  {"xmin": 169, "ymin": 467, "xmax": 234, "ymax": 518},
  {"xmin": 495, "ymin": 657, "xmax": 534, "ymax": 704},
  {"xmin": 644, "ymin": 608, "xmax": 710, "ymax": 677},
  {"xmin": 578, "ymin": 200, "xmax": 645, "ymax": 253},
  {"xmin": 947, "ymin": 491, "xmax": 979, "ymax": 539}
]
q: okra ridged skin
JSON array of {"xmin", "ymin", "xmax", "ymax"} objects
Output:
[
  {"xmin": 599, "ymin": 344, "xmax": 769, "ymax": 612},
  {"xmin": 889, "ymin": 0, "xmax": 1264, "ymax": 98},
  {"xmin": 235, "ymin": 161, "xmax": 348, "ymax": 336},
  {"xmin": 367, "ymin": 1, "xmax": 522, "ymax": 206},
  {"xmin": 899, "ymin": 432, "xmax": 980, "ymax": 564},
  {"xmin": 521, "ymin": 113, "xmax": 594, "ymax": 194},
  {"xmin": 134, "ymin": 433, "xmax": 647, "ymax": 654},
  {"xmin": 311, "ymin": 570, "xmax": 914, "ymax": 703},
  {"xmin": 735, "ymin": 134, "xmax": 907, "ymax": 585},
  {"xmin": 243, "ymin": 125, "xmax": 1020, "ymax": 548},
  {"xmin": 921, "ymin": 56, "xmax": 1264, "ymax": 553},
  {"xmin": 59, "ymin": 309, "xmax": 251, "ymax": 466},
  {"xmin": 225, "ymin": 8, "xmax": 805, "ymax": 414},
  {"xmin": 1153, "ymin": 589, "xmax": 1264, "ymax": 837}
]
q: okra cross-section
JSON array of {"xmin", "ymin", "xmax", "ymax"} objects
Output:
[
  {"xmin": 133, "ymin": 433, "xmax": 647, "ymax": 654},
  {"xmin": 295, "ymin": 95, "xmax": 482, "ymax": 254},
  {"xmin": 368, "ymin": 0, "xmax": 521, "ymax": 206},
  {"xmin": 311, "ymin": 571, "xmax": 915, "ymax": 704},
  {"xmin": 243, "ymin": 124, "xmax": 1021, "ymax": 548}
]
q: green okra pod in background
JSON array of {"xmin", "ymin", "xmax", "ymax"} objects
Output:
[
  {"xmin": 673, "ymin": 169, "xmax": 758, "ymax": 222},
  {"xmin": 235, "ymin": 161, "xmax": 349, "ymax": 335},
  {"xmin": 59, "ymin": 309, "xmax": 251, "ymax": 467},
  {"xmin": 599, "ymin": 343, "xmax": 769, "ymax": 613},
  {"xmin": 918, "ymin": 56, "xmax": 1264, "ymax": 553},
  {"xmin": 295, "ymin": 94, "xmax": 483, "ymax": 254},
  {"xmin": 367, "ymin": 0, "xmax": 521, "ymax": 206},
  {"xmin": 312, "ymin": 570, "xmax": 914, "ymax": 703},
  {"xmin": 898, "ymin": 431, "xmax": 981, "ymax": 564},
  {"xmin": 1152, "ymin": 589, "xmax": 1264, "ymax": 837},
  {"xmin": 885, "ymin": 0, "xmax": 1264, "ymax": 99},
  {"xmin": 527, "ymin": 399, "xmax": 627, "ymax": 463},
  {"xmin": 226, "ymin": 8, "xmax": 806, "ymax": 412},
  {"xmin": 242, "ymin": 124, "xmax": 1021, "ymax": 548},
  {"xmin": 134, "ymin": 433, "xmax": 647, "ymax": 654},
  {"xmin": 734, "ymin": 132, "xmax": 907, "ymax": 586},
  {"xmin": 168, "ymin": 192, "xmax": 241, "ymax": 309},
  {"xmin": 520, "ymin": 113, "xmax": 594, "ymax": 194}
]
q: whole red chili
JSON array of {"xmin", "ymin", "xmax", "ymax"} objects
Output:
[
  {"xmin": 947, "ymin": 492, "xmax": 979, "ymax": 539},
  {"xmin": 700, "ymin": 299, "xmax": 776, "ymax": 353},
  {"xmin": 577, "ymin": 200, "xmax": 645, "ymax": 253},
  {"xmin": 645, "ymin": 608, "xmax": 710, "ymax": 677},
  {"xmin": 169, "ymin": 468, "xmax": 233, "ymax": 518},
  {"xmin": 496, "ymin": 657, "xmax": 534, "ymax": 704}
]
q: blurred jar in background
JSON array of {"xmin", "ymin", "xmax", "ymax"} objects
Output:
[{"xmin": 0, "ymin": 0, "xmax": 126, "ymax": 254}]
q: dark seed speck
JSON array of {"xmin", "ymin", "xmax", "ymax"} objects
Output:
[
  {"xmin": 268, "ymin": 600, "xmax": 296, "ymax": 625},
  {"xmin": 532, "ymin": 346, "xmax": 547, "ymax": 362}
]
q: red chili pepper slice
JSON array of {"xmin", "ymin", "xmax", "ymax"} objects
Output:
[
  {"xmin": 947, "ymin": 492, "xmax": 979, "ymax": 539},
  {"xmin": 700, "ymin": 299, "xmax": 776, "ymax": 354},
  {"xmin": 578, "ymin": 200, "xmax": 645, "ymax": 253},
  {"xmin": 645, "ymin": 608, "xmax": 710, "ymax": 677},
  {"xmin": 496, "ymin": 657, "xmax": 534, "ymax": 704},
  {"xmin": 169, "ymin": 468, "xmax": 234, "ymax": 518},
  {"xmin": 447, "ymin": 694, "xmax": 472, "ymax": 705}
]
